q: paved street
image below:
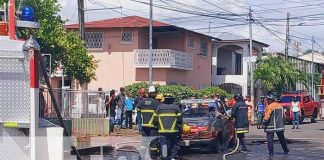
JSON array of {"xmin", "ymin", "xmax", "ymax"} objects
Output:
[{"xmin": 72, "ymin": 119, "xmax": 324, "ymax": 160}]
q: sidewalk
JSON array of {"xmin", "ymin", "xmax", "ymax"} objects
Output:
[{"xmin": 74, "ymin": 126, "xmax": 141, "ymax": 150}]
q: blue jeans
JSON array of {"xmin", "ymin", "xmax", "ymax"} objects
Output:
[
  {"xmin": 109, "ymin": 117, "xmax": 115, "ymax": 134},
  {"xmin": 292, "ymin": 112, "xmax": 300, "ymax": 129},
  {"xmin": 137, "ymin": 111, "xmax": 142, "ymax": 131},
  {"xmin": 116, "ymin": 108, "xmax": 125, "ymax": 127}
]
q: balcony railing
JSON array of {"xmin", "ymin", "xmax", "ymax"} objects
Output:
[{"xmin": 134, "ymin": 49, "xmax": 193, "ymax": 71}]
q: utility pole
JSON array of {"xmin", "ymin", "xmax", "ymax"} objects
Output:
[
  {"xmin": 284, "ymin": 12, "xmax": 290, "ymax": 58},
  {"xmin": 311, "ymin": 36, "xmax": 315, "ymax": 99},
  {"xmin": 249, "ymin": 6, "xmax": 255, "ymax": 121},
  {"xmin": 78, "ymin": 0, "xmax": 85, "ymax": 40},
  {"xmin": 148, "ymin": 0, "xmax": 153, "ymax": 86}
]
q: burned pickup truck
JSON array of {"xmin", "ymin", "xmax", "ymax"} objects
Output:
[{"xmin": 179, "ymin": 99, "xmax": 235, "ymax": 152}]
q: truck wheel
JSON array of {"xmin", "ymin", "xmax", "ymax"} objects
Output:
[
  {"xmin": 300, "ymin": 110, "xmax": 305, "ymax": 124},
  {"xmin": 311, "ymin": 108, "xmax": 318, "ymax": 123}
]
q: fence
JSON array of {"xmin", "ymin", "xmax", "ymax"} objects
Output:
[{"xmin": 39, "ymin": 88, "xmax": 109, "ymax": 137}]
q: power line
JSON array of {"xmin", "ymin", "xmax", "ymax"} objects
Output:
[
  {"xmin": 253, "ymin": 18, "xmax": 308, "ymax": 53},
  {"xmin": 131, "ymin": 0, "xmax": 247, "ymax": 22},
  {"xmin": 201, "ymin": 0, "xmax": 248, "ymax": 20}
]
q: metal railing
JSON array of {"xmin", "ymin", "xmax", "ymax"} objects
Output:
[
  {"xmin": 39, "ymin": 88, "xmax": 109, "ymax": 137},
  {"xmin": 134, "ymin": 49, "xmax": 193, "ymax": 70}
]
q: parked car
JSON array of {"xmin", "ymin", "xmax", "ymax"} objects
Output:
[
  {"xmin": 280, "ymin": 91, "xmax": 320, "ymax": 123},
  {"xmin": 179, "ymin": 99, "xmax": 235, "ymax": 153}
]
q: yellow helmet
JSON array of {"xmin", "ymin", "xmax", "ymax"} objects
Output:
[
  {"xmin": 182, "ymin": 123, "xmax": 191, "ymax": 134},
  {"xmin": 156, "ymin": 94, "xmax": 164, "ymax": 102}
]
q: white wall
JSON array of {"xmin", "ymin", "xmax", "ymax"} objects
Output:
[
  {"xmin": 36, "ymin": 127, "xmax": 64, "ymax": 160},
  {"xmin": 212, "ymin": 41, "xmax": 264, "ymax": 96}
]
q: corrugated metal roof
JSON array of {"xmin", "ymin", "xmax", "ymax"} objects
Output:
[
  {"xmin": 298, "ymin": 52, "xmax": 324, "ymax": 65},
  {"xmin": 65, "ymin": 16, "xmax": 170, "ymax": 29}
]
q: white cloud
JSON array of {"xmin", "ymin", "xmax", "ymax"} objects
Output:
[{"xmin": 56, "ymin": 0, "xmax": 324, "ymax": 52}]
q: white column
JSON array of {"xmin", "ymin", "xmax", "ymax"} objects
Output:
[
  {"xmin": 242, "ymin": 47, "xmax": 249, "ymax": 97},
  {"xmin": 212, "ymin": 45, "xmax": 218, "ymax": 84}
]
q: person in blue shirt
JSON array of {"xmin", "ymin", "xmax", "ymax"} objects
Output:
[
  {"xmin": 257, "ymin": 96, "xmax": 266, "ymax": 128},
  {"xmin": 125, "ymin": 93, "xmax": 135, "ymax": 129}
]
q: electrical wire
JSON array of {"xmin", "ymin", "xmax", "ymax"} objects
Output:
[{"xmin": 130, "ymin": 0, "xmax": 246, "ymax": 22}]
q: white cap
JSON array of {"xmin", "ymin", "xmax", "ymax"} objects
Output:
[{"xmin": 148, "ymin": 86, "xmax": 156, "ymax": 93}]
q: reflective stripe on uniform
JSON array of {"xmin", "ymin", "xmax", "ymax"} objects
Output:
[
  {"xmin": 236, "ymin": 128, "xmax": 249, "ymax": 134},
  {"xmin": 141, "ymin": 109, "xmax": 156, "ymax": 127},
  {"xmin": 236, "ymin": 130, "xmax": 249, "ymax": 134},
  {"xmin": 157, "ymin": 113, "xmax": 180, "ymax": 133}
]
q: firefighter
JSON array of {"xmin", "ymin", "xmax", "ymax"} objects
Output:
[
  {"xmin": 263, "ymin": 95, "xmax": 289, "ymax": 156},
  {"xmin": 136, "ymin": 86, "xmax": 160, "ymax": 136},
  {"xmin": 231, "ymin": 93, "xmax": 249, "ymax": 153},
  {"xmin": 155, "ymin": 94, "xmax": 182, "ymax": 159},
  {"xmin": 136, "ymin": 86, "xmax": 160, "ymax": 160}
]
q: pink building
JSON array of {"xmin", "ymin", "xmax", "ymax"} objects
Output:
[{"xmin": 65, "ymin": 16, "xmax": 214, "ymax": 91}]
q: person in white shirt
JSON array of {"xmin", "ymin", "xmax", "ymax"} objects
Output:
[{"xmin": 291, "ymin": 96, "xmax": 300, "ymax": 129}]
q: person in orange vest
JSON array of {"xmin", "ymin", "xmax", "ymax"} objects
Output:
[{"xmin": 263, "ymin": 95, "xmax": 289, "ymax": 156}]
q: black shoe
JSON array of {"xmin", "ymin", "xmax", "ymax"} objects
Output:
[
  {"xmin": 269, "ymin": 152, "xmax": 274, "ymax": 156},
  {"xmin": 284, "ymin": 151, "xmax": 289, "ymax": 155}
]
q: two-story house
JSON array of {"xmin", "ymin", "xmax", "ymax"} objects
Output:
[
  {"xmin": 65, "ymin": 16, "xmax": 214, "ymax": 91},
  {"xmin": 212, "ymin": 33, "xmax": 269, "ymax": 96}
]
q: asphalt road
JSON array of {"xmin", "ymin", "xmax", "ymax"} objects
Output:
[
  {"xmin": 180, "ymin": 139, "xmax": 324, "ymax": 160},
  {"xmin": 74, "ymin": 119, "xmax": 324, "ymax": 160},
  {"xmin": 181, "ymin": 118, "xmax": 324, "ymax": 160}
]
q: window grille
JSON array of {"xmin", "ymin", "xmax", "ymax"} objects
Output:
[
  {"xmin": 121, "ymin": 31, "xmax": 133, "ymax": 44},
  {"xmin": 200, "ymin": 41, "xmax": 208, "ymax": 56},
  {"xmin": 188, "ymin": 37, "xmax": 195, "ymax": 49},
  {"xmin": 85, "ymin": 32, "xmax": 103, "ymax": 49}
]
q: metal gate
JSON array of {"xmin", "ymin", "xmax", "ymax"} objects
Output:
[{"xmin": 40, "ymin": 89, "xmax": 110, "ymax": 137}]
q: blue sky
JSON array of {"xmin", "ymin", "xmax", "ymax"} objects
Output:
[{"xmin": 58, "ymin": 0, "xmax": 324, "ymax": 53}]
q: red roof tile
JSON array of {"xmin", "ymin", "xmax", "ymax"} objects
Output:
[{"xmin": 65, "ymin": 16, "xmax": 171, "ymax": 29}]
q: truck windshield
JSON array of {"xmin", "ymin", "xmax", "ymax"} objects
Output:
[{"xmin": 280, "ymin": 96, "xmax": 301, "ymax": 103}]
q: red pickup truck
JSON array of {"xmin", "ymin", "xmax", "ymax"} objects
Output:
[{"xmin": 280, "ymin": 91, "xmax": 320, "ymax": 123}]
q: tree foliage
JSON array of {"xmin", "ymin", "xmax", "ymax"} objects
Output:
[
  {"xmin": 125, "ymin": 82, "xmax": 231, "ymax": 103},
  {"xmin": 17, "ymin": 0, "xmax": 97, "ymax": 84},
  {"xmin": 196, "ymin": 86, "xmax": 232, "ymax": 98},
  {"xmin": 254, "ymin": 55, "xmax": 317, "ymax": 94}
]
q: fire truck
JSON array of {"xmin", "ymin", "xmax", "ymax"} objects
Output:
[{"xmin": 0, "ymin": 1, "xmax": 68, "ymax": 160}]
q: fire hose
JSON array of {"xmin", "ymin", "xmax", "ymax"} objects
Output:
[{"xmin": 222, "ymin": 138, "xmax": 240, "ymax": 160}]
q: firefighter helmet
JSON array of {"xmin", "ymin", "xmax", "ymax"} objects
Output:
[{"xmin": 156, "ymin": 94, "xmax": 164, "ymax": 102}]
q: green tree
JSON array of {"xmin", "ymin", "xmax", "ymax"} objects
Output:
[
  {"xmin": 197, "ymin": 86, "xmax": 232, "ymax": 98},
  {"xmin": 18, "ymin": 0, "xmax": 97, "ymax": 85},
  {"xmin": 124, "ymin": 82, "xmax": 231, "ymax": 103},
  {"xmin": 254, "ymin": 55, "xmax": 312, "ymax": 94}
]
